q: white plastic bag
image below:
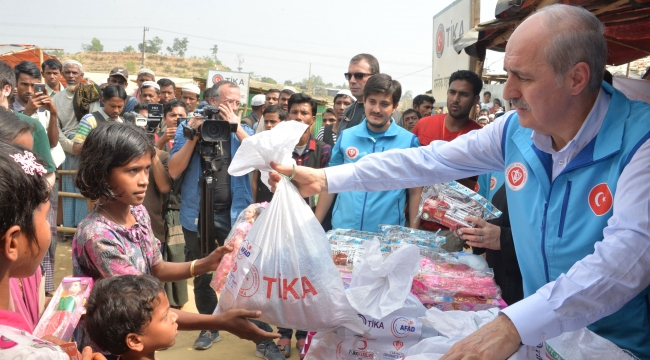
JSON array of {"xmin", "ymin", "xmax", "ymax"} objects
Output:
[
  {"xmin": 217, "ymin": 120, "xmax": 363, "ymax": 333},
  {"xmin": 347, "ymin": 240, "xmax": 421, "ymax": 319},
  {"xmin": 307, "ymin": 240, "xmax": 432, "ymax": 360},
  {"xmin": 404, "ymin": 307, "xmax": 636, "ymax": 360}
]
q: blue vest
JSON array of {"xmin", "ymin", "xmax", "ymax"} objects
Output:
[
  {"xmin": 477, "ymin": 172, "xmax": 505, "ymax": 203},
  {"xmin": 331, "ymin": 119, "xmax": 419, "ymax": 231},
  {"xmin": 503, "ymin": 82, "xmax": 650, "ymax": 354}
]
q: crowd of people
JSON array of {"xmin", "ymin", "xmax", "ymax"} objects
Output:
[{"xmin": 1, "ymin": 3, "xmax": 650, "ymax": 360}]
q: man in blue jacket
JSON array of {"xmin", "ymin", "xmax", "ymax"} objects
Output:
[
  {"xmin": 315, "ymin": 74, "xmax": 421, "ymax": 231},
  {"xmin": 269, "ymin": 4, "xmax": 650, "ymax": 359},
  {"xmin": 169, "ymin": 80, "xmax": 254, "ymax": 350}
]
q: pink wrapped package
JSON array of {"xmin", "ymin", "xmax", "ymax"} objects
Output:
[
  {"xmin": 211, "ymin": 202, "xmax": 268, "ymax": 294},
  {"xmin": 33, "ymin": 277, "xmax": 93, "ymax": 341}
]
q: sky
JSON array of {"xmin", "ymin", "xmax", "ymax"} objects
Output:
[{"xmin": 1, "ymin": 0, "xmax": 502, "ymax": 95}]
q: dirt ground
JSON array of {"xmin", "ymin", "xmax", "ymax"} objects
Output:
[{"xmin": 53, "ymin": 239, "xmax": 301, "ymax": 360}]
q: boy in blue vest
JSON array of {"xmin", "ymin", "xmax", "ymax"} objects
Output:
[
  {"xmin": 269, "ymin": 4, "xmax": 650, "ymax": 359},
  {"xmin": 315, "ymin": 74, "xmax": 421, "ymax": 232}
]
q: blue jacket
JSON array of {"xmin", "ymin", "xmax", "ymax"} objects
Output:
[
  {"xmin": 503, "ymin": 83, "xmax": 650, "ymax": 353},
  {"xmin": 170, "ymin": 121, "xmax": 254, "ymax": 231},
  {"xmin": 477, "ymin": 172, "xmax": 505, "ymax": 203},
  {"xmin": 331, "ymin": 119, "xmax": 419, "ymax": 231}
]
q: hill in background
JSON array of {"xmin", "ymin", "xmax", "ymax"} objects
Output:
[{"xmin": 61, "ymin": 52, "xmax": 229, "ymax": 79}]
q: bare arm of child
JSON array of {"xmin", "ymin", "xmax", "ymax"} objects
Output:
[
  {"xmin": 151, "ymin": 150, "xmax": 171, "ymax": 194},
  {"xmin": 172, "ymin": 308, "xmax": 281, "ymax": 343},
  {"xmin": 150, "ymin": 245, "xmax": 233, "ymax": 282}
]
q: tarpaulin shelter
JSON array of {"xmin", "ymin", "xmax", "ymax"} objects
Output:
[
  {"xmin": 454, "ymin": 0, "xmax": 650, "ymax": 67},
  {"xmin": 0, "ymin": 44, "xmax": 60, "ymax": 68}
]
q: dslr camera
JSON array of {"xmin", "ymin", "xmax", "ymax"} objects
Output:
[{"xmin": 183, "ymin": 105, "xmax": 237, "ymax": 142}]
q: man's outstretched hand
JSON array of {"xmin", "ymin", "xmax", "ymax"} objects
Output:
[
  {"xmin": 440, "ymin": 314, "xmax": 522, "ymax": 360},
  {"xmin": 269, "ymin": 161, "xmax": 328, "ymax": 197}
]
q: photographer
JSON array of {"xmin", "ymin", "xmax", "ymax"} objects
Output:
[{"xmin": 168, "ymin": 80, "xmax": 254, "ymax": 350}]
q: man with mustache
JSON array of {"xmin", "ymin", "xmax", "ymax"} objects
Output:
[
  {"xmin": 411, "ymin": 70, "xmax": 483, "ymax": 251},
  {"xmin": 269, "ymin": 4, "xmax": 650, "ymax": 359}
]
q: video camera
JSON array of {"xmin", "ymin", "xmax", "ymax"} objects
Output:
[
  {"xmin": 182, "ymin": 105, "xmax": 237, "ymax": 142},
  {"xmin": 123, "ymin": 103, "xmax": 163, "ymax": 133}
]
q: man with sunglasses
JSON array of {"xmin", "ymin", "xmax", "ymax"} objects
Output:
[{"xmin": 338, "ymin": 53, "xmax": 380, "ymax": 134}]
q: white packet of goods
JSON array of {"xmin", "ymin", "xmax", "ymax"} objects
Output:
[
  {"xmin": 404, "ymin": 308, "xmax": 636, "ymax": 360},
  {"xmin": 307, "ymin": 240, "xmax": 435, "ymax": 360},
  {"xmin": 217, "ymin": 121, "xmax": 364, "ymax": 333}
]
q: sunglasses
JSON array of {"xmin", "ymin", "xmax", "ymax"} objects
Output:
[{"xmin": 344, "ymin": 72, "xmax": 373, "ymax": 81}]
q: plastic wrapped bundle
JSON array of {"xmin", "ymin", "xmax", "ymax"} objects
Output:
[
  {"xmin": 418, "ymin": 181, "xmax": 502, "ymax": 235},
  {"xmin": 217, "ymin": 121, "xmax": 363, "ymax": 333},
  {"xmin": 211, "ymin": 202, "xmax": 269, "ymax": 294}
]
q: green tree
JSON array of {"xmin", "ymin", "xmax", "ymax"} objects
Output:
[
  {"xmin": 122, "ymin": 45, "xmax": 136, "ymax": 53},
  {"xmin": 138, "ymin": 36, "xmax": 163, "ymax": 54},
  {"xmin": 167, "ymin": 37, "xmax": 189, "ymax": 57},
  {"xmin": 81, "ymin": 38, "xmax": 103, "ymax": 52},
  {"xmin": 260, "ymin": 77, "xmax": 277, "ymax": 84},
  {"xmin": 284, "ymin": 80, "xmax": 293, "ymax": 85},
  {"xmin": 48, "ymin": 49, "xmax": 64, "ymax": 58},
  {"xmin": 124, "ymin": 61, "xmax": 137, "ymax": 73},
  {"xmin": 401, "ymin": 90, "xmax": 413, "ymax": 101}
]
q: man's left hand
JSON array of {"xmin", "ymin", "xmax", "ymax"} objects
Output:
[
  {"xmin": 440, "ymin": 314, "xmax": 522, "ymax": 360},
  {"xmin": 458, "ymin": 216, "xmax": 501, "ymax": 250},
  {"xmin": 218, "ymin": 103, "xmax": 241, "ymax": 125}
]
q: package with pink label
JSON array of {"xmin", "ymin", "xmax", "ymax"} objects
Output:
[
  {"xmin": 418, "ymin": 181, "xmax": 502, "ymax": 235},
  {"xmin": 33, "ymin": 277, "xmax": 93, "ymax": 341},
  {"xmin": 211, "ymin": 202, "xmax": 269, "ymax": 294}
]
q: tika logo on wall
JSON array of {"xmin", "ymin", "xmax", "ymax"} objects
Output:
[
  {"xmin": 435, "ymin": 23, "xmax": 445, "ymax": 58},
  {"xmin": 506, "ymin": 162, "xmax": 528, "ymax": 191},
  {"xmin": 588, "ymin": 183, "xmax": 613, "ymax": 216},
  {"xmin": 212, "ymin": 74, "xmax": 224, "ymax": 84},
  {"xmin": 346, "ymin": 146, "xmax": 359, "ymax": 160}
]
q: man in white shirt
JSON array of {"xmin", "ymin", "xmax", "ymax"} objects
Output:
[
  {"xmin": 268, "ymin": 5, "xmax": 650, "ymax": 359},
  {"xmin": 480, "ymin": 90, "xmax": 493, "ymax": 111}
]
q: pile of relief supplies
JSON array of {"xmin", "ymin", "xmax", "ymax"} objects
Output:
[{"xmin": 216, "ymin": 120, "xmax": 633, "ymax": 360}]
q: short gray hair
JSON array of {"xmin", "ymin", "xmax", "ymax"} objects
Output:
[
  {"xmin": 210, "ymin": 80, "xmax": 238, "ymax": 100},
  {"xmin": 537, "ymin": 4, "xmax": 606, "ymax": 93}
]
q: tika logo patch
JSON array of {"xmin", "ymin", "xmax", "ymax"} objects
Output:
[
  {"xmin": 588, "ymin": 183, "xmax": 613, "ymax": 216},
  {"xmin": 346, "ymin": 146, "xmax": 359, "ymax": 160},
  {"xmin": 490, "ymin": 176, "xmax": 497, "ymax": 190},
  {"xmin": 506, "ymin": 162, "xmax": 528, "ymax": 191}
]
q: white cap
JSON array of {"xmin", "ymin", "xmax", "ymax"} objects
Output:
[
  {"xmin": 138, "ymin": 68, "xmax": 155, "ymax": 77},
  {"xmin": 251, "ymin": 94, "xmax": 266, "ymax": 106},
  {"xmin": 181, "ymin": 83, "xmax": 201, "ymax": 95},
  {"xmin": 489, "ymin": 114, "xmax": 495, "ymax": 119},
  {"xmin": 62, "ymin": 60, "xmax": 83, "ymax": 72},
  {"xmin": 336, "ymin": 89, "xmax": 357, "ymax": 102},
  {"xmin": 478, "ymin": 115, "xmax": 489, "ymax": 121},
  {"xmin": 141, "ymin": 81, "xmax": 160, "ymax": 90},
  {"xmin": 281, "ymin": 86, "xmax": 298, "ymax": 94}
]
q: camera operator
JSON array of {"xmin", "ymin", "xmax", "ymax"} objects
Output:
[{"xmin": 167, "ymin": 80, "xmax": 254, "ymax": 350}]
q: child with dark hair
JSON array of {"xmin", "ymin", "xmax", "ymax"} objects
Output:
[
  {"xmin": 71, "ymin": 122, "xmax": 278, "ymax": 355},
  {"xmin": 0, "ymin": 140, "xmax": 101, "ymax": 359},
  {"xmin": 85, "ymin": 275, "xmax": 177, "ymax": 359}
]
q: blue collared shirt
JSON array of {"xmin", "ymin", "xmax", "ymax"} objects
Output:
[
  {"xmin": 325, "ymin": 84, "xmax": 650, "ymax": 347},
  {"xmin": 170, "ymin": 121, "xmax": 254, "ymax": 231}
]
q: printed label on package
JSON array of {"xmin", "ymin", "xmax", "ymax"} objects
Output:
[
  {"xmin": 336, "ymin": 314, "xmax": 422, "ymax": 359},
  {"xmin": 224, "ymin": 238, "xmax": 262, "ymax": 298}
]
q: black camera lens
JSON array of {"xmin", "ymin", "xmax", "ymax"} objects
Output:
[{"xmin": 201, "ymin": 120, "xmax": 231, "ymax": 142}]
